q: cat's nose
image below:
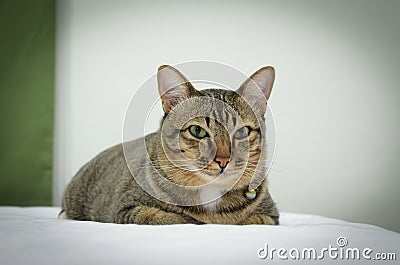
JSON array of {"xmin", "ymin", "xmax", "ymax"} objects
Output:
[{"xmin": 215, "ymin": 157, "xmax": 230, "ymax": 168}]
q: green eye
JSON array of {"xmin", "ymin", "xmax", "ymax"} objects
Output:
[
  {"xmin": 189, "ymin": 125, "xmax": 207, "ymax": 138},
  {"xmin": 234, "ymin": 126, "xmax": 250, "ymax": 139}
]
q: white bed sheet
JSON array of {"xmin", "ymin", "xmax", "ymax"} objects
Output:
[{"xmin": 0, "ymin": 207, "xmax": 398, "ymax": 265}]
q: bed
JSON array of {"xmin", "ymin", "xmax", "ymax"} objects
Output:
[{"xmin": 0, "ymin": 207, "xmax": 398, "ymax": 265}]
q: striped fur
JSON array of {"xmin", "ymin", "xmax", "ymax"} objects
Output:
[{"xmin": 61, "ymin": 65, "xmax": 279, "ymax": 225}]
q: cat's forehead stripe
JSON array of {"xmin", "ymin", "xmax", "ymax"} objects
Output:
[
  {"xmin": 200, "ymin": 89, "xmax": 242, "ymax": 128},
  {"xmin": 205, "ymin": 116, "xmax": 210, "ymax": 127}
]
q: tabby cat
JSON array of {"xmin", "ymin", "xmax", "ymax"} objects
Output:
[{"xmin": 60, "ymin": 65, "xmax": 279, "ymax": 225}]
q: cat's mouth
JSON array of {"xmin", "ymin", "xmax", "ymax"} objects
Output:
[
  {"xmin": 201, "ymin": 164, "xmax": 246, "ymax": 177},
  {"xmin": 207, "ymin": 171, "xmax": 224, "ymax": 177},
  {"xmin": 199, "ymin": 168, "xmax": 243, "ymax": 181},
  {"xmin": 209, "ymin": 167, "xmax": 227, "ymax": 175},
  {"xmin": 201, "ymin": 166, "xmax": 228, "ymax": 176}
]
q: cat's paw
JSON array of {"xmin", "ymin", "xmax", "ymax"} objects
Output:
[
  {"xmin": 241, "ymin": 214, "xmax": 277, "ymax": 225},
  {"xmin": 128, "ymin": 206, "xmax": 194, "ymax": 225}
]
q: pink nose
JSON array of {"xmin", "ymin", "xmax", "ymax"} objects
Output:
[{"xmin": 215, "ymin": 157, "xmax": 230, "ymax": 168}]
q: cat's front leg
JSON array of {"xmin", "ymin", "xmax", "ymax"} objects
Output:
[
  {"xmin": 116, "ymin": 206, "xmax": 196, "ymax": 225},
  {"xmin": 240, "ymin": 214, "xmax": 277, "ymax": 225}
]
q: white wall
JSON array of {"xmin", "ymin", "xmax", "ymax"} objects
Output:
[{"xmin": 54, "ymin": 0, "xmax": 400, "ymax": 232}]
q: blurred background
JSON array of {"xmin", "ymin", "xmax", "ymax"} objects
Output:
[{"xmin": 1, "ymin": 0, "xmax": 399, "ymax": 232}]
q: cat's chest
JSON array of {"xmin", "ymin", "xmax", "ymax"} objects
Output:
[
  {"xmin": 199, "ymin": 187, "xmax": 222, "ymax": 211},
  {"xmin": 199, "ymin": 187, "xmax": 257, "ymax": 211}
]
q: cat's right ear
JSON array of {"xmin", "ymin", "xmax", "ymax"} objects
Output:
[
  {"xmin": 157, "ymin": 65, "xmax": 199, "ymax": 113},
  {"xmin": 236, "ymin": 66, "xmax": 275, "ymax": 114}
]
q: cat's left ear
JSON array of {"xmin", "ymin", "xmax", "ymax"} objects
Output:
[
  {"xmin": 236, "ymin": 66, "xmax": 275, "ymax": 113},
  {"xmin": 157, "ymin": 65, "xmax": 199, "ymax": 113}
]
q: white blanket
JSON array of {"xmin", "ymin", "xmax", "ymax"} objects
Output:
[{"xmin": 0, "ymin": 207, "xmax": 398, "ymax": 265}]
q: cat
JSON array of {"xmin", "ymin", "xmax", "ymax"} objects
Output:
[{"xmin": 60, "ymin": 65, "xmax": 279, "ymax": 225}]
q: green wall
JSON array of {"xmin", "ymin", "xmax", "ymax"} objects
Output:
[{"xmin": 0, "ymin": 0, "xmax": 55, "ymax": 205}]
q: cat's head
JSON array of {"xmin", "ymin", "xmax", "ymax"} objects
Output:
[{"xmin": 156, "ymin": 65, "xmax": 275, "ymax": 190}]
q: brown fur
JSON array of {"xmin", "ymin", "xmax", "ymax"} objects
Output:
[{"xmin": 61, "ymin": 65, "xmax": 279, "ymax": 225}]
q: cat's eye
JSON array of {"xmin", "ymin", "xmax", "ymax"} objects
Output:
[
  {"xmin": 189, "ymin": 125, "xmax": 208, "ymax": 138},
  {"xmin": 233, "ymin": 126, "xmax": 250, "ymax": 139}
]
